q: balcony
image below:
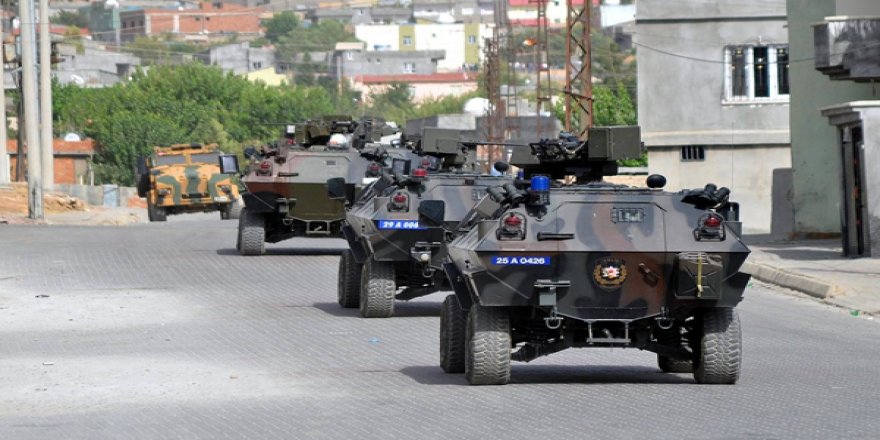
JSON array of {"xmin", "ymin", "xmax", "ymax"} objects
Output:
[{"xmin": 814, "ymin": 17, "xmax": 880, "ymax": 81}]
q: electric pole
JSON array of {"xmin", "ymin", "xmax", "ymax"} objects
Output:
[
  {"xmin": 20, "ymin": 0, "xmax": 43, "ymax": 218},
  {"xmin": 0, "ymin": 6, "xmax": 8, "ymax": 185},
  {"xmin": 39, "ymin": 0, "xmax": 53, "ymax": 189},
  {"xmin": 565, "ymin": 0, "xmax": 593, "ymax": 138}
]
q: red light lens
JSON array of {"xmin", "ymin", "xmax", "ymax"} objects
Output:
[
  {"xmin": 259, "ymin": 161, "xmax": 271, "ymax": 170},
  {"xmin": 504, "ymin": 214, "xmax": 522, "ymax": 226},
  {"xmin": 369, "ymin": 163, "xmax": 381, "ymax": 171},
  {"xmin": 421, "ymin": 159, "xmax": 431, "ymax": 167},
  {"xmin": 412, "ymin": 167, "xmax": 428, "ymax": 178},
  {"xmin": 392, "ymin": 193, "xmax": 408, "ymax": 204},
  {"xmin": 704, "ymin": 215, "xmax": 722, "ymax": 228}
]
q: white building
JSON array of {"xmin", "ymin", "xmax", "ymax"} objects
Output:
[{"xmin": 355, "ymin": 22, "xmax": 492, "ymax": 71}]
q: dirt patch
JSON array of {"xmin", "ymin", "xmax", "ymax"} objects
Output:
[{"xmin": 0, "ymin": 182, "xmax": 87, "ymax": 216}]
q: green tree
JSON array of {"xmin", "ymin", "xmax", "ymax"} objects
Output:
[
  {"xmin": 263, "ymin": 11, "xmax": 300, "ymax": 43},
  {"xmin": 52, "ymin": 10, "xmax": 89, "ymax": 28}
]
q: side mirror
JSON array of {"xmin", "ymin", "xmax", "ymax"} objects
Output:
[
  {"xmin": 244, "ymin": 146, "xmax": 258, "ymax": 159},
  {"xmin": 418, "ymin": 200, "xmax": 445, "ymax": 227},
  {"xmin": 218, "ymin": 155, "xmax": 240, "ymax": 174},
  {"xmin": 390, "ymin": 138, "xmax": 401, "ymax": 148},
  {"xmin": 135, "ymin": 156, "xmax": 148, "ymax": 176},
  {"xmin": 492, "ymin": 161, "xmax": 510, "ymax": 174},
  {"xmin": 327, "ymin": 177, "xmax": 347, "ymax": 200}
]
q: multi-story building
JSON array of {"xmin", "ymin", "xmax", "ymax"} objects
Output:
[
  {"xmin": 411, "ymin": 0, "xmax": 494, "ymax": 24},
  {"xmin": 790, "ymin": 0, "xmax": 878, "ymax": 255},
  {"xmin": 355, "ymin": 22, "xmax": 491, "ymax": 71},
  {"xmin": 119, "ymin": 1, "xmax": 265, "ymax": 42},
  {"xmin": 195, "ymin": 41, "xmax": 274, "ymax": 75},
  {"xmin": 330, "ymin": 42, "xmax": 445, "ymax": 79},
  {"xmin": 55, "ymin": 44, "xmax": 141, "ymax": 87},
  {"xmin": 637, "ymin": 0, "xmax": 791, "ymax": 234}
]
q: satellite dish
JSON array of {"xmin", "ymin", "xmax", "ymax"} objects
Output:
[
  {"xmin": 105, "ymin": 0, "xmax": 119, "ymax": 9},
  {"xmin": 71, "ymin": 74, "xmax": 85, "ymax": 85},
  {"xmin": 63, "ymin": 132, "xmax": 82, "ymax": 142}
]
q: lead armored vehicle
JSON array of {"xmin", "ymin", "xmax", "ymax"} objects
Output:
[
  {"xmin": 136, "ymin": 143, "xmax": 240, "ymax": 222},
  {"xmin": 332, "ymin": 128, "xmax": 515, "ymax": 318},
  {"xmin": 439, "ymin": 127, "xmax": 751, "ymax": 385},
  {"xmin": 230, "ymin": 116, "xmax": 403, "ymax": 255}
]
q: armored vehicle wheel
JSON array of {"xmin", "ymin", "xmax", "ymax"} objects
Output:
[
  {"xmin": 657, "ymin": 325, "xmax": 693, "ymax": 373},
  {"xmin": 359, "ymin": 257, "xmax": 395, "ymax": 318},
  {"xmin": 337, "ymin": 249, "xmax": 362, "ymax": 308},
  {"xmin": 694, "ymin": 308, "xmax": 742, "ymax": 384},
  {"xmin": 239, "ymin": 208, "xmax": 266, "ymax": 256},
  {"xmin": 147, "ymin": 203, "xmax": 166, "ymax": 222},
  {"xmin": 465, "ymin": 304, "xmax": 511, "ymax": 385},
  {"xmin": 440, "ymin": 295, "xmax": 467, "ymax": 374}
]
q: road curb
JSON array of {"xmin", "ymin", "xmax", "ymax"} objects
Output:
[{"xmin": 741, "ymin": 261, "xmax": 837, "ymax": 299}]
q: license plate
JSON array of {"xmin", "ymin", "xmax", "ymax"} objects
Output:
[
  {"xmin": 491, "ymin": 256, "xmax": 551, "ymax": 265},
  {"xmin": 377, "ymin": 220, "xmax": 425, "ymax": 230},
  {"xmin": 213, "ymin": 196, "xmax": 229, "ymax": 202}
]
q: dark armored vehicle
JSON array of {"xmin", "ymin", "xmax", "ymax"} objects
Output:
[
  {"xmin": 332, "ymin": 128, "xmax": 515, "ymax": 318},
  {"xmin": 227, "ymin": 116, "xmax": 403, "ymax": 255},
  {"xmin": 439, "ymin": 127, "xmax": 751, "ymax": 385}
]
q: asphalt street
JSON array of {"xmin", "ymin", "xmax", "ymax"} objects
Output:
[{"xmin": 1, "ymin": 214, "xmax": 879, "ymax": 439}]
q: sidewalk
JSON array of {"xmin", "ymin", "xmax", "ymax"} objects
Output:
[{"xmin": 742, "ymin": 237, "xmax": 880, "ymax": 316}]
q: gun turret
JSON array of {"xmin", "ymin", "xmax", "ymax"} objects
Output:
[{"xmin": 401, "ymin": 127, "xmax": 470, "ymax": 172}]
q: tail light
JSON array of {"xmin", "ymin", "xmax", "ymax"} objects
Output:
[
  {"xmin": 411, "ymin": 167, "xmax": 428, "ymax": 179},
  {"xmin": 497, "ymin": 212, "xmax": 526, "ymax": 240},
  {"xmin": 366, "ymin": 162, "xmax": 382, "ymax": 177},
  {"xmin": 388, "ymin": 191, "xmax": 409, "ymax": 211},
  {"xmin": 694, "ymin": 213, "xmax": 725, "ymax": 241},
  {"xmin": 257, "ymin": 160, "xmax": 272, "ymax": 176}
]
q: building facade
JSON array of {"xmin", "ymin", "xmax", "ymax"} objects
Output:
[
  {"xmin": 119, "ymin": 2, "xmax": 265, "ymax": 42},
  {"xmin": 637, "ymin": 0, "xmax": 791, "ymax": 234},
  {"xmin": 787, "ymin": 0, "xmax": 877, "ymax": 239},
  {"xmin": 355, "ymin": 22, "xmax": 490, "ymax": 71}
]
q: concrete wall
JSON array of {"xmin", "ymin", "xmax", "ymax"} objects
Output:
[
  {"xmin": 787, "ymin": 0, "xmax": 878, "ymax": 234},
  {"xmin": 197, "ymin": 42, "xmax": 275, "ymax": 76},
  {"xmin": 55, "ymin": 184, "xmax": 139, "ymax": 208},
  {"xmin": 650, "ymin": 145, "xmax": 792, "ymax": 234},
  {"xmin": 356, "ymin": 23, "xmax": 490, "ymax": 71}
]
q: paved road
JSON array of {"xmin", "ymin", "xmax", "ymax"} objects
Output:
[{"xmin": 1, "ymin": 217, "xmax": 879, "ymax": 439}]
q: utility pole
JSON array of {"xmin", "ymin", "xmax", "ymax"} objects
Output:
[
  {"xmin": 0, "ymin": 7, "xmax": 9, "ymax": 185},
  {"xmin": 39, "ymin": 0, "xmax": 53, "ymax": 189},
  {"xmin": 532, "ymin": 0, "xmax": 551, "ymax": 139},
  {"xmin": 20, "ymin": 0, "xmax": 43, "ymax": 218},
  {"xmin": 565, "ymin": 0, "xmax": 593, "ymax": 138}
]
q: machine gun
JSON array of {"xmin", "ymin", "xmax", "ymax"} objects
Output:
[{"xmin": 400, "ymin": 127, "xmax": 472, "ymax": 172}]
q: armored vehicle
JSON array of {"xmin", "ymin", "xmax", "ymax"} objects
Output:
[
  {"xmin": 230, "ymin": 116, "xmax": 405, "ymax": 255},
  {"xmin": 331, "ymin": 127, "xmax": 517, "ymax": 318},
  {"xmin": 136, "ymin": 143, "xmax": 240, "ymax": 222},
  {"xmin": 439, "ymin": 127, "xmax": 751, "ymax": 385}
]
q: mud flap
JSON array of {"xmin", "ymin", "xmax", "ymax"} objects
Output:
[
  {"xmin": 443, "ymin": 261, "xmax": 473, "ymax": 310},
  {"xmin": 342, "ymin": 224, "xmax": 368, "ymax": 264}
]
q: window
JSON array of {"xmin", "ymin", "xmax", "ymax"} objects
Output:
[
  {"xmin": 403, "ymin": 36, "xmax": 412, "ymax": 46},
  {"xmin": 403, "ymin": 62, "xmax": 415, "ymax": 73},
  {"xmin": 681, "ymin": 146, "xmax": 705, "ymax": 161},
  {"xmin": 252, "ymin": 61, "xmax": 262, "ymax": 69},
  {"xmin": 345, "ymin": 51, "xmax": 353, "ymax": 60},
  {"xmin": 467, "ymin": 35, "xmax": 477, "ymax": 44},
  {"xmin": 724, "ymin": 44, "xmax": 789, "ymax": 102}
]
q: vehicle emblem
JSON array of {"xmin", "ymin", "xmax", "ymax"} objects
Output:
[{"xmin": 593, "ymin": 257, "xmax": 627, "ymax": 290}]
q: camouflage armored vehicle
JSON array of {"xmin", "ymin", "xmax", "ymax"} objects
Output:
[
  {"xmin": 228, "ymin": 116, "xmax": 406, "ymax": 255},
  {"xmin": 438, "ymin": 127, "xmax": 751, "ymax": 385},
  {"xmin": 136, "ymin": 143, "xmax": 240, "ymax": 222},
  {"xmin": 330, "ymin": 127, "xmax": 516, "ymax": 318}
]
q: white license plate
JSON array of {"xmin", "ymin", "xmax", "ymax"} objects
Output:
[{"xmin": 213, "ymin": 196, "xmax": 229, "ymax": 202}]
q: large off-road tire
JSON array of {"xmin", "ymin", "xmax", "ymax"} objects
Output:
[
  {"xmin": 465, "ymin": 304, "xmax": 511, "ymax": 385},
  {"xmin": 147, "ymin": 203, "xmax": 167, "ymax": 222},
  {"xmin": 693, "ymin": 308, "xmax": 742, "ymax": 384},
  {"xmin": 228, "ymin": 201, "xmax": 242, "ymax": 220},
  {"xmin": 337, "ymin": 249, "xmax": 362, "ymax": 308},
  {"xmin": 238, "ymin": 208, "xmax": 266, "ymax": 256},
  {"xmin": 440, "ymin": 295, "xmax": 467, "ymax": 374},
  {"xmin": 657, "ymin": 325, "xmax": 694, "ymax": 373},
  {"xmin": 359, "ymin": 257, "xmax": 395, "ymax": 318}
]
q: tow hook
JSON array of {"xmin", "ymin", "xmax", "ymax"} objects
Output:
[
  {"xmin": 656, "ymin": 306, "xmax": 674, "ymax": 330},
  {"xmin": 544, "ymin": 307, "xmax": 563, "ymax": 330}
]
